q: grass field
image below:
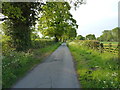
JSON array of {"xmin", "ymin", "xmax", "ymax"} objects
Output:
[
  {"xmin": 68, "ymin": 41, "xmax": 119, "ymax": 88},
  {"xmin": 100, "ymin": 42, "xmax": 118, "ymax": 48},
  {"xmin": 2, "ymin": 42, "xmax": 60, "ymax": 88},
  {"xmin": 100, "ymin": 42, "xmax": 118, "ymax": 44}
]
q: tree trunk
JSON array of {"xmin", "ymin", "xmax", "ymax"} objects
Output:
[
  {"xmin": 12, "ymin": 23, "xmax": 32, "ymax": 51},
  {"xmin": 54, "ymin": 34, "xmax": 59, "ymax": 42}
]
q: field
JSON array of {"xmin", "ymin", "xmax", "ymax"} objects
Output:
[
  {"xmin": 100, "ymin": 42, "xmax": 118, "ymax": 48},
  {"xmin": 101, "ymin": 42, "xmax": 118, "ymax": 44},
  {"xmin": 99, "ymin": 42, "xmax": 119, "ymax": 54},
  {"xmin": 68, "ymin": 41, "xmax": 119, "ymax": 88}
]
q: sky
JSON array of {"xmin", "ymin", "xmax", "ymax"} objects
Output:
[{"xmin": 70, "ymin": 0, "xmax": 119, "ymax": 37}]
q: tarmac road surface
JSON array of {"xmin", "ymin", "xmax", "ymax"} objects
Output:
[{"xmin": 13, "ymin": 43, "xmax": 80, "ymax": 88}]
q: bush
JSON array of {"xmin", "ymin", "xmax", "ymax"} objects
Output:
[
  {"xmin": 2, "ymin": 51, "xmax": 33, "ymax": 88},
  {"xmin": 72, "ymin": 40, "xmax": 100, "ymax": 49},
  {"xmin": 1, "ymin": 35, "xmax": 15, "ymax": 56},
  {"xmin": 32, "ymin": 39, "xmax": 55, "ymax": 49}
]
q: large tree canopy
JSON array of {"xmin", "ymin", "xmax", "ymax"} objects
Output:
[
  {"xmin": 38, "ymin": 2, "xmax": 78, "ymax": 42},
  {"xmin": 2, "ymin": 2, "xmax": 44, "ymax": 51},
  {"xmin": 1, "ymin": 0, "xmax": 84, "ymax": 51}
]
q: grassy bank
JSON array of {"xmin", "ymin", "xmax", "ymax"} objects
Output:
[
  {"xmin": 68, "ymin": 42, "xmax": 119, "ymax": 88},
  {"xmin": 2, "ymin": 42, "xmax": 60, "ymax": 88}
]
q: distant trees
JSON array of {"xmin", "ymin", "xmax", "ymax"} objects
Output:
[
  {"xmin": 111, "ymin": 27, "xmax": 119, "ymax": 42},
  {"xmin": 76, "ymin": 27, "xmax": 119, "ymax": 42},
  {"xmin": 97, "ymin": 27, "xmax": 119, "ymax": 42},
  {"xmin": 76, "ymin": 34, "xmax": 96, "ymax": 40},
  {"xmin": 86, "ymin": 34, "xmax": 96, "ymax": 40},
  {"xmin": 76, "ymin": 35, "xmax": 85, "ymax": 40}
]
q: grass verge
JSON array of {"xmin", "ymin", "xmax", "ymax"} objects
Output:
[
  {"xmin": 2, "ymin": 42, "xmax": 60, "ymax": 88},
  {"xmin": 68, "ymin": 42, "xmax": 119, "ymax": 88}
]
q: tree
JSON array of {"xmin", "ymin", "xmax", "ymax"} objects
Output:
[
  {"xmin": 2, "ymin": 0, "xmax": 84, "ymax": 51},
  {"xmin": 112, "ymin": 27, "xmax": 119, "ymax": 42},
  {"xmin": 97, "ymin": 30, "xmax": 110, "ymax": 41},
  {"xmin": 97, "ymin": 36, "xmax": 104, "ymax": 41},
  {"xmin": 38, "ymin": 2, "xmax": 78, "ymax": 42},
  {"xmin": 76, "ymin": 35, "xmax": 85, "ymax": 40},
  {"xmin": 102, "ymin": 30, "xmax": 113, "ymax": 41},
  {"xmin": 86, "ymin": 34, "xmax": 96, "ymax": 40},
  {"xmin": 97, "ymin": 27, "xmax": 119, "ymax": 42},
  {"xmin": 69, "ymin": 0, "xmax": 86, "ymax": 10},
  {"xmin": 2, "ymin": 2, "xmax": 44, "ymax": 51}
]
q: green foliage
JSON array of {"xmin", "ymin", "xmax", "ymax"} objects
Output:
[
  {"xmin": 86, "ymin": 34, "xmax": 96, "ymax": 40},
  {"xmin": 38, "ymin": 2, "xmax": 78, "ymax": 42},
  {"xmin": 1, "ymin": 0, "xmax": 84, "ymax": 51},
  {"xmin": 2, "ymin": 41, "xmax": 60, "ymax": 88},
  {"xmin": 2, "ymin": 2, "xmax": 24, "ymax": 20},
  {"xmin": 1, "ymin": 1, "xmax": 81, "ymax": 51},
  {"xmin": 1, "ymin": 0, "xmax": 84, "ymax": 88},
  {"xmin": 73, "ymin": 40, "xmax": 100, "ymax": 49},
  {"xmin": 76, "ymin": 35, "xmax": 85, "ymax": 40},
  {"xmin": 68, "ymin": 42, "xmax": 119, "ymax": 88},
  {"xmin": 97, "ymin": 27, "xmax": 119, "ymax": 42},
  {"xmin": 2, "ymin": 51, "xmax": 33, "ymax": 88},
  {"xmin": 32, "ymin": 39, "xmax": 55, "ymax": 49},
  {"xmin": 1, "ymin": 34, "xmax": 15, "ymax": 56},
  {"xmin": 31, "ymin": 33, "xmax": 40, "ymax": 40},
  {"xmin": 2, "ymin": 2, "xmax": 43, "ymax": 51},
  {"xmin": 69, "ymin": 0, "xmax": 86, "ymax": 10},
  {"xmin": 2, "ymin": 35, "xmax": 60, "ymax": 88}
]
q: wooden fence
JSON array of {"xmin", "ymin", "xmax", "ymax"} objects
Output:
[{"xmin": 98, "ymin": 43, "xmax": 119, "ymax": 55}]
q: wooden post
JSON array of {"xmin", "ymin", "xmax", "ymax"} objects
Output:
[
  {"xmin": 100, "ymin": 43, "xmax": 104, "ymax": 53},
  {"xmin": 109, "ymin": 43, "xmax": 112, "ymax": 52}
]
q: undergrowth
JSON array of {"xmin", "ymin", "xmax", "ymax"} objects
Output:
[
  {"xmin": 2, "ymin": 42, "xmax": 60, "ymax": 88},
  {"xmin": 68, "ymin": 41, "xmax": 119, "ymax": 88}
]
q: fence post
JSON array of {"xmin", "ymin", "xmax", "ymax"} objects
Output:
[
  {"xmin": 115, "ymin": 43, "xmax": 120, "ymax": 53},
  {"xmin": 109, "ymin": 43, "xmax": 112, "ymax": 52},
  {"xmin": 118, "ymin": 43, "xmax": 120, "ymax": 61},
  {"xmin": 100, "ymin": 43, "xmax": 104, "ymax": 53},
  {"xmin": 96, "ymin": 42, "xmax": 100, "ymax": 50}
]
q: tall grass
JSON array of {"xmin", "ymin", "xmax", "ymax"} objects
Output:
[
  {"xmin": 2, "ymin": 42, "xmax": 60, "ymax": 88},
  {"xmin": 68, "ymin": 42, "xmax": 119, "ymax": 88}
]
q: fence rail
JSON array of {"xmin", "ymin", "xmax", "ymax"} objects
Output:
[{"xmin": 98, "ymin": 43, "xmax": 119, "ymax": 54}]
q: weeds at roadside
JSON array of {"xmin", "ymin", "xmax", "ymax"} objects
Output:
[
  {"xmin": 68, "ymin": 42, "xmax": 119, "ymax": 88},
  {"xmin": 2, "ymin": 42, "xmax": 60, "ymax": 88}
]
